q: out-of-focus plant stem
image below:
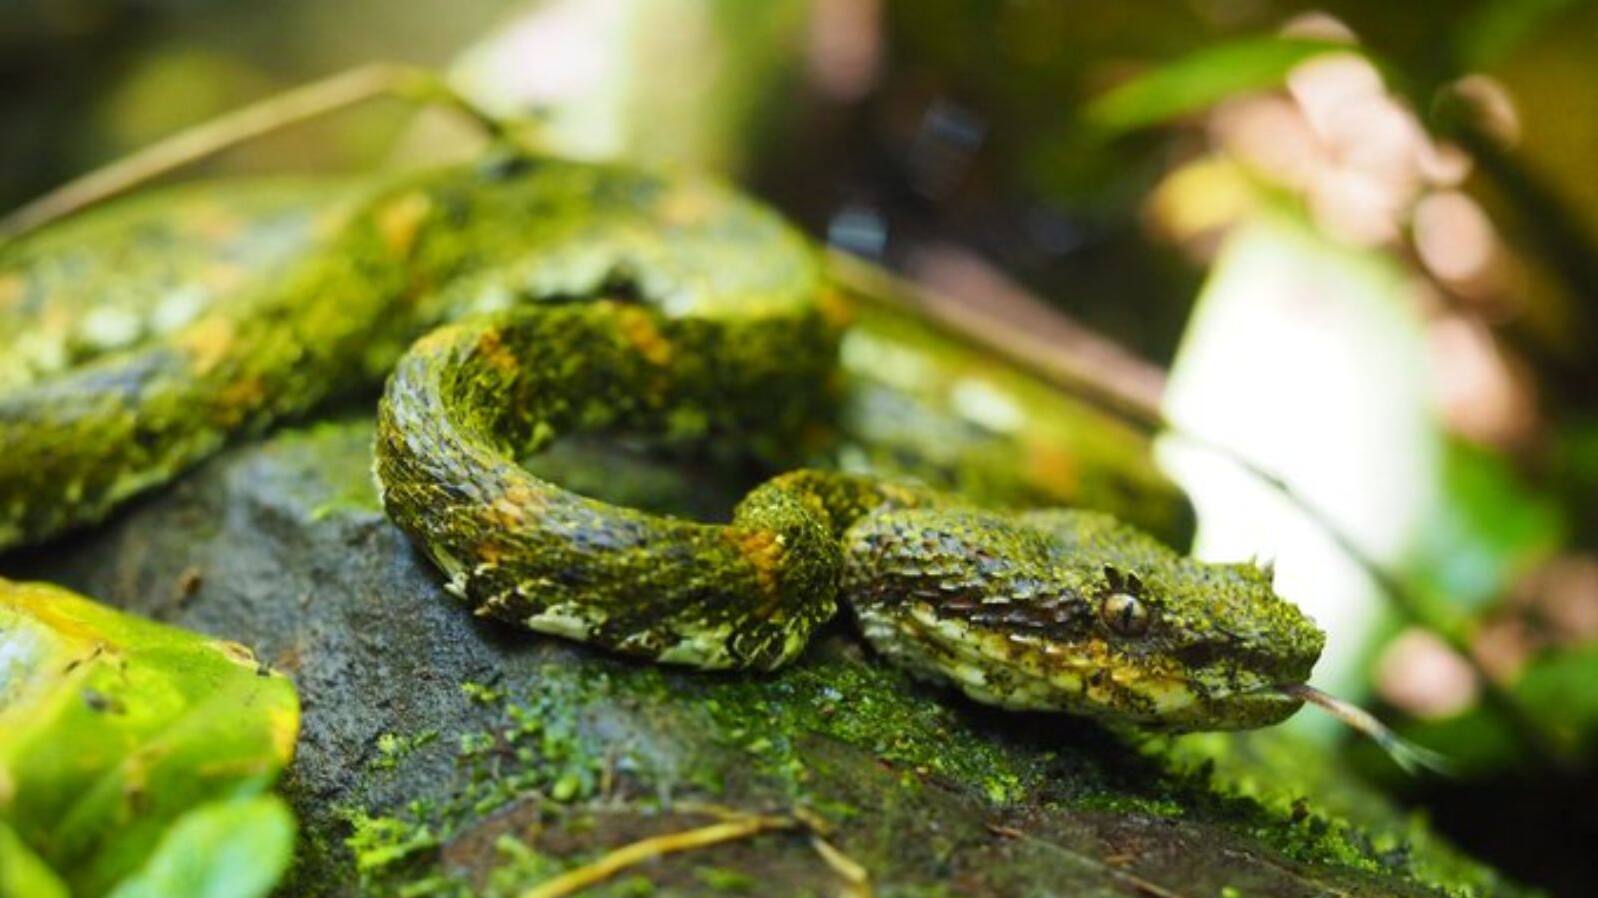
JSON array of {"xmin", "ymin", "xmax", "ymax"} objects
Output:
[
  {"xmin": 0, "ymin": 63, "xmax": 510, "ymax": 242},
  {"xmin": 1176, "ymin": 436, "xmax": 1578, "ymax": 771}
]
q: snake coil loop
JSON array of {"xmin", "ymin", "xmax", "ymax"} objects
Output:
[{"xmin": 2, "ymin": 154, "xmax": 1323, "ymax": 731}]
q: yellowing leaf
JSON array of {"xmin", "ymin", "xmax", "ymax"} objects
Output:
[{"xmin": 0, "ymin": 579, "xmax": 299, "ymax": 897}]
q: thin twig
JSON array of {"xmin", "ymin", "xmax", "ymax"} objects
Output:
[
  {"xmin": 826, "ymin": 248, "xmax": 1167, "ymax": 428},
  {"xmin": 809, "ymin": 836, "xmax": 873, "ymax": 898},
  {"xmin": 0, "ymin": 63, "xmax": 508, "ymax": 241},
  {"xmin": 668, "ymin": 800, "xmax": 778, "ymax": 823},
  {"xmin": 519, "ymin": 813, "xmax": 797, "ymax": 898}
]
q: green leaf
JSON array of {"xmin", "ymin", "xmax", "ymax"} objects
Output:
[
  {"xmin": 105, "ymin": 796, "xmax": 295, "ymax": 898},
  {"xmin": 0, "ymin": 820, "xmax": 69, "ymax": 898},
  {"xmin": 1406, "ymin": 439, "xmax": 1564, "ymax": 612},
  {"xmin": 1083, "ymin": 37, "xmax": 1350, "ymax": 135},
  {"xmin": 0, "ymin": 579, "xmax": 300, "ymax": 897},
  {"xmin": 1361, "ymin": 644, "xmax": 1598, "ymax": 777}
]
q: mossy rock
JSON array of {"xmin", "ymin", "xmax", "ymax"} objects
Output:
[{"xmin": 9, "ymin": 419, "xmax": 1530, "ymax": 898}]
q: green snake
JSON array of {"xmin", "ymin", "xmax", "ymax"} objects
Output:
[{"xmin": 0, "ymin": 152, "xmax": 1325, "ymax": 732}]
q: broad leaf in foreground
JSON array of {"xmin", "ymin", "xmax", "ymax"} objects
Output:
[{"xmin": 0, "ymin": 579, "xmax": 300, "ymax": 897}]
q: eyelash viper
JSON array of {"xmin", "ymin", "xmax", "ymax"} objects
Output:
[{"xmin": 0, "ymin": 151, "xmax": 1324, "ymax": 731}]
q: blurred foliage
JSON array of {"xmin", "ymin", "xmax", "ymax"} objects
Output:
[
  {"xmin": 1553, "ymin": 418, "xmax": 1598, "ymax": 543},
  {"xmin": 1083, "ymin": 36, "xmax": 1347, "ymax": 133},
  {"xmin": 451, "ymin": 0, "xmax": 810, "ymax": 175},
  {"xmin": 4, "ymin": 0, "xmax": 1598, "ymax": 894},
  {"xmin": 1455, "ymin": 0, "xmax": 1590, "ymax": 69},
  {"xmin": 1387, "ymin": 645, "xmax": 1598, "ymax": 779},
  {"xmin": 0, "ymin": 579, "xmax": 299, "ymax": 898},
  {"xmin": 1407, "ymin": 441, "xmax": 1564, "ymax": 615},
  {"xmin": 101, "ymin": 796, "xmax": 295, "ymax": 898}
]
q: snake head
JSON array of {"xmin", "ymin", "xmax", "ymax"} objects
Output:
[
  {"xmin": 1082, "ymin": 549, "xmax": 1325, "ymax": 730},
  {"xmin": 844, "ymin": 507, "xmax": 1325, "ymax": 732}
]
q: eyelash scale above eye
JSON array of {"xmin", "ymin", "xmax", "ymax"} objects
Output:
[{"xmin": 1100, "ymin": 564, "xmax": 1145, "ymax": 597}]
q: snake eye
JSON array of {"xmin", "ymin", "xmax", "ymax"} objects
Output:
[{"xmin": 1101, "ymin": 592, "xmax": 1150, "ymax": 636}]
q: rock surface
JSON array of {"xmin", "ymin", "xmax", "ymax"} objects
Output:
[{"xmin": 8, "ymin": 418, "xmax": 1527, "ymax": 898}]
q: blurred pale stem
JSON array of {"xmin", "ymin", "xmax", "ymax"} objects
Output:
[
  {"xmin": 0, "ymin": 63, "xmax": 509, "ymax": 241},
  {"xmin": 1175, "ymin": 433, "xmax": 1575, "ymax": 769}
]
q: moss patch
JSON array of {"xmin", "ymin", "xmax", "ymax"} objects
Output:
[{"xmin": 15, "ymin": 419, "xmax": 1532, "ymax": 898}]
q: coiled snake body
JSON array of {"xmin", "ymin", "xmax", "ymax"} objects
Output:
[{"xmin": 0, "ymin": 153, "xmax": 1323, "ymax": 731}]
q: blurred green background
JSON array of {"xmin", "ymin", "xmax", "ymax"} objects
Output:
[{"xmin": 5, "ymin": 1, "xmax": 1598, "ymax": 895}]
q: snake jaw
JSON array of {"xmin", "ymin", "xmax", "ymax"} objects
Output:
[
  {"xmin": 841, "ymin": 505, "xmax": 1325, "ymax": 731},
  {"xmin": 854, "ymin": 600, "xmax": 1309, "ymax": 730}
]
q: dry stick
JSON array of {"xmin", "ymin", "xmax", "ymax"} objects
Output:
[
  {"xmin": 0, "ymin": 62, "xmax": 509, "ymax": 241},
  {"xmin": 809, "ymin": 836, "xmax": 873, "ymax": 898},
  {"xmin": 517, "ymin": 804, "xmax": 872, "ymax": 898},
  {"xmin": 827, "ymin": 249, "xmax": 1571, "ymax": 768},
  {"xmin": 518, "ymin": 813, "xmax": 797, "ymax": 898},
  {"xmin": 827, "ymin": 248, "xmax": 1167, "ymax": 429}
]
